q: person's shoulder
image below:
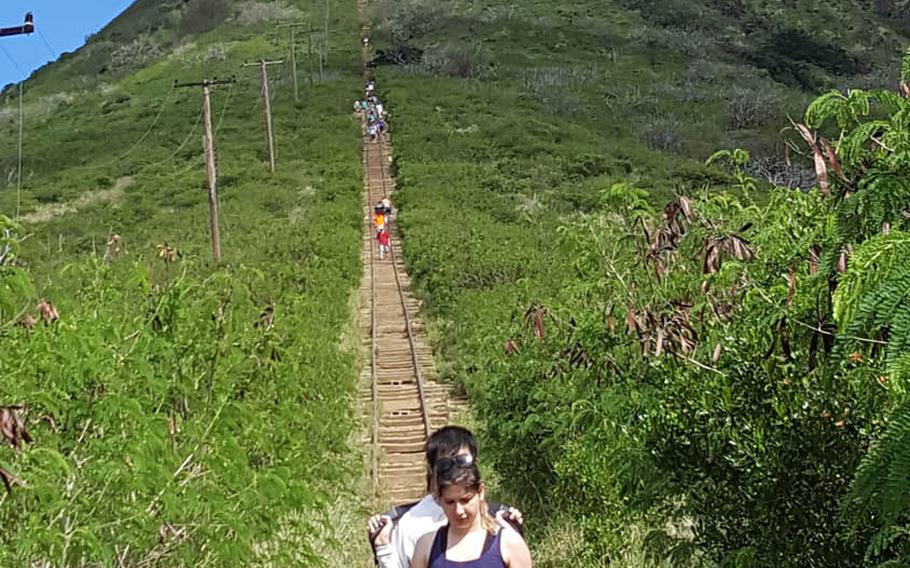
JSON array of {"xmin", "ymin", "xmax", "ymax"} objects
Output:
[
  {"xmin": 405, "ymin": 495, "xmax": 440, "ymax": 517},
  {"xmin": 498, "ymin": 525, "xmax": 526, "ymax": 549},
  {"xmin": 411, "ymin": 530, "xmax": 437, "ymax": 568},
  {"xmin": 415, "ymin": 529, "xmax": 436, "ymax": 550},
  {"xmin": 497, "ymin": 525, "xmax": 531, "ymax": 564},
  {"xmin": 398, "ymin": 495, "xmax": 443, "ymax": 525}
]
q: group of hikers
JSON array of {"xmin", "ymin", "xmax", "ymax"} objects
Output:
[
  {"xmin": 358, "ymin": 72, "xmax": 531, "ymax": 565},
  {"xmin": 359, "ymin": 76, "xmax": 394, "ymax": 260},
  {"xmin": 355, "ymin": 79, "xmax": 388, "ymax": 143},
  {"xmin": 368, "ymin": 425, "xmax": 533, "ymax": 567}
]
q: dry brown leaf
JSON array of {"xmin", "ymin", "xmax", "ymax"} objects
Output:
[
  {"xmin": 795, "ymin": 122, "xmax": 831, "ymax": 197},
  {"xmin": 625, "ymin": 306, "xmax": 638, "ymax": 334},
  {"xmin": 808, "ymin": 245, "xmax": 820, "ymax": 275},
  {"xmin": 677, "ymin": 196, "xmax": 694, "ymax": 221},
  {"xmin": 37, "ymin": 300, "xmax": 59, "ymax": 324},
  {"xmin": 0, "ymin": 405, "xmax": 31, "ymax": 451},
  {"xmin": 0, "ymin": 467, "xmax": 24, "ymax": 494},
  {"xmin": 786, "ymin": 264, "xmax": 796, "ymax": 306},
  {"xmin": 820, "ymin": 138, "xmax": 844, "ymax": 180}
]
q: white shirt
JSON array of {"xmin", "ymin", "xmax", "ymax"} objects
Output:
[{"xmin": 376, "ymin": 495, "xmax": 446, "ymax": 568}]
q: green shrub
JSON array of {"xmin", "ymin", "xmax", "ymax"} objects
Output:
[{"xmin": 180, "ymin": 0, "xmax": 229, "ymax": 35}]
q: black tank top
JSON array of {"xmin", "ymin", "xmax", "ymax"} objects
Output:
[{"xmin": 428, "ymin": 526, "xmax": 506, "ymax": 568}]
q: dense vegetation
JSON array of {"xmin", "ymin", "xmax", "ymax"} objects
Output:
[
  {"xmin": 368, "ymin": 0, "xmax": 910, "ymax": 565},
  {"xmin": 0, "ymin": 0, "xmax": 369, "ymax": 565}
]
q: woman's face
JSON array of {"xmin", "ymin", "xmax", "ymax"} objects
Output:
[{"xmin": 438, "ymin": 484, "xmax": 484, "ymax": 530}]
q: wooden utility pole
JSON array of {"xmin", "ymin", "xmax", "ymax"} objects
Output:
[
  {"xmin": 174, "ymin": 77, "xmax": 235, "ymax": 263},
  {"xmin": 278, "ymin": 22, "xmax": 319, "ymax": 100},
  {"xmin": 322, "ymin": 0, "xmax": 330, "ymax": 82},
  {"xmin": 289, "ymin": 28, "xmax": 299, "ymax": 102},
  {"xmin": 242, "ymin": 59, "xmax": 283, "ymax": 173},
  {"xmin": 1, "ymin": 13, "xmax": 36, "ymax": 221}
]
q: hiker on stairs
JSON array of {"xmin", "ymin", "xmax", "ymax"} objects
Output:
[
  {"xmin": 377, "ymin": 227, "xmax": 391, "ymax": 260},
  {"xmin": 411, "ymin": 458, "xmax": 532, "ymax": 568},
  {"xmin": 368, "ymin": 427, "xmax": 524, "ymax": 568}
]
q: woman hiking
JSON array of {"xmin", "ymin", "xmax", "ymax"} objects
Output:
[
  {"xmin": 368, "ymin": 426, "xmax": 523, "ymax": 568},
  {"xmin": 411, "ymin": 457, "xmax": 532, "ymax": 568}
]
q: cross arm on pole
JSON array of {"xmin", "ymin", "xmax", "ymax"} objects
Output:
[
  {"xmin": 174, "ymin": 76, "xmax": 236, "ymax": 89},
  {"xmin": 241, "ymin": 60, "xmax": 285, "ymax": 68},
  {"xmin": 0, "ymin": 13, "xmax": 34, "ymax": 38}
]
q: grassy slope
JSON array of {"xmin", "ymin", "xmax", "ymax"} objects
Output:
[
  {"xmin": 371, "ymin": 0, "xmax": 910, "ymax": 564},
  {"xmin": 0, "ymin": 1, "xmax": 372, "ymax": 565}
]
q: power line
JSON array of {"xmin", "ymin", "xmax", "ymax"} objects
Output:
[
  {"xmin": 36, "ymin": 28, "xmax": 57, "ymax": 60},
  {"xmin": 86, "ymin": 83, "xmax": 178, "ymax": 170},
  {"xmin": 173, "ymin": 80, "xmax": 235, "ymax": 176},
  {"xmin": 144, "ymin": 107, "xmax": 205, "ymax": 170},
  {"xmin": 16, "ymin": 83, "xmax": 22, "ymax": 220},
  {"xmin": 0, "ymin": 43, "xmax": 24, "ymax": 76}
]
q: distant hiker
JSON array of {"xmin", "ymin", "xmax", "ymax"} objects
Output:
[
  {"xmin": 378, "ymin": 118, "xmax": 387, "ymax": 135},
  {"xmin": 367, "ymin": 426, "xmax": 524, "ymax": 568},
  {"xmin": 376, "ymin": 103, "xmax": 385, "ymax": 117},
  {"xmin": 374, "ymin": 207, "xmax": 386, "ymax": 230},
  {"xmin": 354, "ymin": 100, "xmax": 362, "ymax": 113},
  {"xmin": 361, "ymin": 100, "xmax": 369, "ymax": 111},
  {"xmin": 368, "ymin": 123, "xmax": 379, "ymax": 142},
  {"xmin": 377, "ymin": 227, "xmax": 391, "ymax": 259}
]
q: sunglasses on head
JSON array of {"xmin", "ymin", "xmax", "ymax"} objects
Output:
[{"xmin": 435, "ymin": 453, "xmax": 475, "ymax": 472}]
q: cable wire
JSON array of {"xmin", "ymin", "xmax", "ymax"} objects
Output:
[
  {"xmin": 0, "ymin": 43, "xmax": 25, "ymax": 76},
  {"xmin": 16, "ymin": 83, "xmax": 23, "ymax": 220},
  {"xmin": 142, "ymin": 106, "xmax": 205, "ymax": 170},
  {"xmin": 36, "ymin": 28, "xmax": 58, "ymax": 60},
  {"xmin": 0, "ymin": 45, "xmax": 27, "ymax": 220},
  {"xmin": 86, "ymin": 82, "xmax": 178, "ymax": 170},
  {"xmin": 173, "ymin": 81, "xmax": 235, "ymax": 175}
]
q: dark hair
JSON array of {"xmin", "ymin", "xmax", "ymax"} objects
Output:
[
  {"xmin": 434, "ymin": 460, "xmax": 495, "ymax": 533},
  {"xmin": 424, "ymin": 426, "xmax": 478, "ymax": 490},
  {"xmin": 435, "ymin": 459, "xmax": 482, "ymax": 495}
]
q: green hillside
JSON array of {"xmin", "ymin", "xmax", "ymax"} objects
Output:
[
  {"xmin": 366, "ymin": 0, "xmax": 910, "ymax": 566},
  {"xmin": 5, "ymin": 0, "xmax": 910, "ymax": 565},
  {"xmin": 0, "ymin": 0, "xmax": 369, "ymax": 565}
]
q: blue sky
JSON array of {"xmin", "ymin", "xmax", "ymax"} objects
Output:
[{"xmin": 0, "ymin": 1, "xmax": 134, "ymax": 87}]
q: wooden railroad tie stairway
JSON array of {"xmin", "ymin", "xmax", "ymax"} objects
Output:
[{"xmin": 357, "ymin": 127, "xmax": 462, "ymax": 507}]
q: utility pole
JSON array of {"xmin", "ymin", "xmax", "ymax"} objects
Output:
[
  {"xmin": 278, "ymin": 22, "xmax": 319, "ymax": 99},
  {"xmin": 174, "ymin": 77, "xmax": 235, "ymax": 264},
  {"xmin": 0, "ymin": 13, "xmax": 36, "ymax": 221},
  {"xmin": 322, "ymin": 0, "xmax": 330, "ymax": 82},
  {"xmin": 242, "ymin": 59, "xmax": 283, "ymax": 173},
  {"xmin": 289, "ymin": 27, "xmax": 299, "ymax": 102}
]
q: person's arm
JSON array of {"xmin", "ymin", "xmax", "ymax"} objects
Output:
[
  {"xmin": 500, "ymin": 527, "xmax": 532, "ymax": 568},
  {"xmin": 411, "ymin": 533, "xmax": 434, "ymax": 568},
  {"xmin": 375, "ymin": 541, "xmax": 402, "ymax": 568},
  {"xmin": 368, "ymin": 514, "xmax": 403, "ymax": 568},
  {"xmin": 488, "ymin": 502, "xmax": 524, "ymax": 534}
]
